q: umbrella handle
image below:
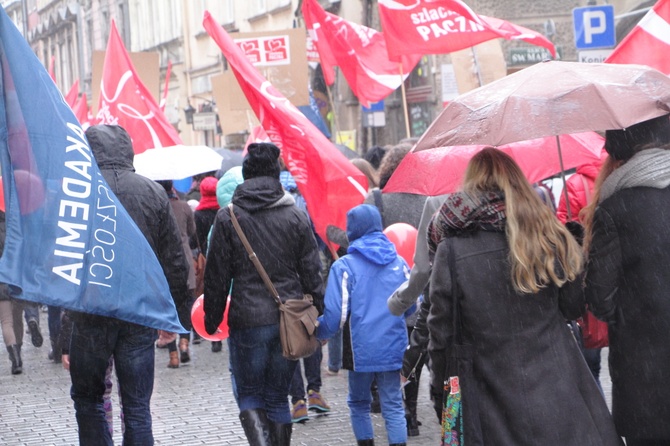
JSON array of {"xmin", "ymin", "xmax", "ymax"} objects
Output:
[{"xmin": 555, "ymin": 135, "xmax": 572, "ymax": 221}]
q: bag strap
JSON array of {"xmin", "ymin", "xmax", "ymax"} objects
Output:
[{"xmin": 227, "ymin": 204, "xmax": 283, "ymax": 308}]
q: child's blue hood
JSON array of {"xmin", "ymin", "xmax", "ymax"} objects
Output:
[{"xmin": 346, "ymin": 205, "xmax": 398, "ymax": 265}]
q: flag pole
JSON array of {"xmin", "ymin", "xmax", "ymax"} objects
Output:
[
  {"xmin": 399, "ymin": 63, "xmax": 411, "ymax": 139},
  {"xmin": 471, "ymin": 47, "xmax": 484, "ymax": 87}
]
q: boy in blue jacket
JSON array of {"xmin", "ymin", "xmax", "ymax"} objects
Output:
[{"xmin": 317, "ymin": 204, "xmax": 409, "ymax": 446}]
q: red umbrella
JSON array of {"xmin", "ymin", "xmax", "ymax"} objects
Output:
[{"xmin": 384, "ymin": 132, "xmax": 605, "ymax": 196}]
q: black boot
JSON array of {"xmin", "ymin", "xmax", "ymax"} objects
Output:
[
  {"xmin": 357, "ymin": 440, "xmax": 375, "ymax": 446},
  {"xmin": 239, "ymin": 409, "xmax": 271, "ymax": 446},
  {"xmin": 28, "ymin": 319, "xmax": 43, "ymax": 347},
  {"xmin": 404, "ymin": 380, "xmax": 420, "ymax": 437},
  {"xmin": 16, "ymin": 344, "xmax": 22, "ymax": 368},
  {"xmin": 7, "ymin": 345, "xmax": 22, "ymax": 375},
  {"xmin": 49, "ymin": 338, "xmax": 62, "ymax": 364},
  {"xmin": 269, "ymin": 421, "xmax": 292, "ymax": 446}
]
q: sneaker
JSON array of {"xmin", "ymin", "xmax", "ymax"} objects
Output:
[
  {"xmin": 307, "ymin": 390, "xmax": 331, "ymax": 413},
  {"xmin": 291, "ymin": 400, "xmax": 309, "ymax": 423},
  {"xmin": 325, "ymin": 367, "xmax": 339, "ymax": 376},
  {"xmin": 28, "ymin": 320, "xmax": 43, "ymax": 347},
  {"xmin": 191, "ymin": 333, "xmax": 202, "ymax": 345}
]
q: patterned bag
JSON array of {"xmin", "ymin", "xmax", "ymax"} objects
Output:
[{"xmin": 441, "ymin": 242, "xmax": 483, "ymax": 446}]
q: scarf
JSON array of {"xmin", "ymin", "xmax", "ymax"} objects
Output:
[
  {"xmin": 599, "ymin": 148, "xmax": 670, "ymax": 202},
  {"xmin": 428, "ymin": 190, "xmax": 506, "ymax": 256}
]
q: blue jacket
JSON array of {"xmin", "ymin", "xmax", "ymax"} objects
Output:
[{"xmin": 317, "ymin": 204, "xmax": 409, "ymax": 372}]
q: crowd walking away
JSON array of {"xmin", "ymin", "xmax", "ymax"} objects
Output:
[{"xmin": 7, "ymin": 122, "xmax": 670, "ymax": 446}]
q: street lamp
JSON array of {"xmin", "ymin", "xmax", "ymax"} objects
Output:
[{"xmin": 183, "ymin": 102, "xmax": 196, "ymax": 125}]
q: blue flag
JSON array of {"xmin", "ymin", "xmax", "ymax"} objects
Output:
[{"xmin": 0, "ymin": 8, "xmax": 184, "ymax": 332}]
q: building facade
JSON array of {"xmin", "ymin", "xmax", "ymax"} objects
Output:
[{"xmin": 3, "ymin": 0, "xmax": 654, "ymax": 153}]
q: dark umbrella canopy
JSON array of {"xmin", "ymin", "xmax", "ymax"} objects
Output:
[{"xmin": 214, "ymin": 147, "xmax": 244, "ymax": 174}]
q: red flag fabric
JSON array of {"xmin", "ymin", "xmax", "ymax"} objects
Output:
[
  {"xmin": 72, "ymin": 92, "xmax": 91, "ymax": 130},
  {"xmin": 378, "ymin": 0, "xmax": 556, "ymax": 61},
  {"xmin": 96, "ymin": 20, "xmax": 182, "ymax": 154},
  {"xmin": 64, "ymin": 79, "xmax": 79, "ymax": 108},
  {"xmin": 203, "ymin": 11, "xmax": 368, "ymax": 247},
  {"xmin": 302, "ymin": 0, "xmax": 423, "ymax": 107},
  {"xmin": 605, "ymin": 0, "xmax": 670, "ymax": 74}
]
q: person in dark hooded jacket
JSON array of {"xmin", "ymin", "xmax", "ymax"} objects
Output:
[
  {"xmin": 203, "ymin": 142, "xmax": 323, "ymax": 446},
  {"xmin": 584, "ymin": 114, "xmax": 670, "ymax": 445},
  {"xmin": 69, "ymin": 125, "xmax": 190, "ymax": 446},
  {"xmin": 317, "ymin": 204, "xmax": 410, "ymax": 446}
]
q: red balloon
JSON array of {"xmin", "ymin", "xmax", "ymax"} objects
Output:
[
  {"xmin": 191, "ymin": 295, "xmax": 229, "ymax": 341},
  {"xmin": 383, "ymin": 223, "xmax": 418, "ymax": 269}
]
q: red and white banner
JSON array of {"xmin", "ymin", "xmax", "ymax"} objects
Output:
[
  {"xmin": 203, "ymin": 11, "xmax": 368, "ymax": 249},
  {"xmin": 302, "ymin": 0, "xmax": 422, "ymax": 107},
  {"xmin": 235, "ymin": 35, "xmax": 291, "ymax": 67},
  {"xmin": 378, "ymin": 0, "xmax": 555, "ymax": 61},
  {"xmin": 96, "ymin": 20, "xmax": 181, "ymax": 154},
  {"xmin": 606, "ymin": 0, "xmax": 670, "ymax": 74}
]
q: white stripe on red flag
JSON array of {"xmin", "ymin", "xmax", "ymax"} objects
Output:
[{"xmin": 638, "ymin": 9, "xmax": 670, "ymax": 45}]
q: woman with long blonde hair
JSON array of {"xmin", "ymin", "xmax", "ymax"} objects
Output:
[{"xmin": 426, "ymin": 148, "xmax": 621, "ymax": 445}]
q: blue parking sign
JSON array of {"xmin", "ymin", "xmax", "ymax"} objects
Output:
[{"xmin": 573, "ymin": 5, "xmax": 616, "ymax": 49}]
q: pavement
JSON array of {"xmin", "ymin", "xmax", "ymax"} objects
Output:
[{"xmin": 0, "ymin": 311, "xmax": 612, "ymax": 445}]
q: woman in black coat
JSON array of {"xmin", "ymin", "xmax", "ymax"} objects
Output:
[
  {"xmin": 583, "ymin": 114, "xmax": 670, "ymax": 446},
  {"xmin": 428, "ymin": 148, "xmax": 621, "ymax": 445}
]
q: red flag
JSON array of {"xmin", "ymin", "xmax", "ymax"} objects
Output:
[
  {"xmin": 96, "ymin": 20, "xmax": 182, "ymax": 154},
  {"xmin": 203, "ymin": 11, "xmax": 368, "ymax": 248},
  {"xmin": 72, "ymin": 92, "xmax": 91, "ymax": 130},
  {"xmin": 302, "ymin": 0, "xmax": 422, "ymax": 107},
  {"xmin": 160, "ymin": 59, "xmax": 172, "ymax": 111},
  {"xmin": 244, "ymin": 126, "xmax": 270, "ymax": 155},
  {"xmin": 64, "ymin": 79, "xmax": 79, "ymax": 108},
  {"xmin": 48, "ymin": 55, "xmax": 56, "ymax": 83},
  {"xmin": 605, "ymin": 0, "xmax": 670, "ymax": 74},
  {"xmin": 378, "ymin": 0, "xmax": 556, "ymax": 61}
]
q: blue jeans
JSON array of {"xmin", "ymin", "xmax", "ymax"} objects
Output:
[
  {"xmin": 69, "ymin": 318, "xmax": 157, "ymax": 446},
  {"xmin": 348, "ymin": 370, "xmax": 407, "ymax": 444},
  {"xmin": 290, "ymin": 344, "xmax": 323, "ymax": 403},
  {"xmin": 229, "ymin": 324, "xmax": 297, "ymax": 424},
  {"xmin": 327, "ymin": 328, "xmax": 342, "ymax": 372}
]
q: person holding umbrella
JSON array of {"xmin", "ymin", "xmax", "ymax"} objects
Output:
[
  {"xmin": 427, "ymin": 148, "xmax": 621, "ymax": 445},
  {"xmin": 583, "ymin": 114, "xmax": 670, "ymax": 446}
]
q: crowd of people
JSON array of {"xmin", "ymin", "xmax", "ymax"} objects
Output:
[{"xmin": 2, "ymin": 115, "xmax": 670, "ymax": 446}]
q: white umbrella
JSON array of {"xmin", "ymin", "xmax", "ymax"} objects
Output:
[{"xmin": 133, "ymin": 145, "xmax": 224, "ymax": 180}]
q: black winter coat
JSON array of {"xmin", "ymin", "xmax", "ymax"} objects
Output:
[
  {"xmin": 79, "ymin": 126, "xmax": 190, "ymax": 325},
  {"xmin": 203, "ymin": 177, "xmax": 324, "ymax": 332},
  {"xmin": 586, "ymin": 186, "xmax": 670, "ymax": 440},
  {"xmin": 429, "ymin": 233, "xmax": 622, "ymax": 446}
]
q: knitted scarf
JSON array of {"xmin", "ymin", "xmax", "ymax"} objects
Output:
[
  {"xmin": 599, "ymin": 148, "xmax": 670, "ymax": 202},
  {"xmin": 428, "ymin": 190, "xmax": 506, "ymax": 256}
]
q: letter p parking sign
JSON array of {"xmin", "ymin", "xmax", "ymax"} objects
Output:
[{"xmin": 573, "ymin": 5, "xmax": 615, "ymax": 50}]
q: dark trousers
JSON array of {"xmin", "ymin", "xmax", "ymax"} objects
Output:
[
  {"xmin": 70, "ymin": 319, "xmax": 157, "ymax": 446},
  {"xmin": 228, "ymin": 324, "xmax": 297, "ymax": 424}
]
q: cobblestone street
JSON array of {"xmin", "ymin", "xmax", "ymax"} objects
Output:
[{"xmin": 0, "ymin": 312, "xmax": 612, "ymax": 445}]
